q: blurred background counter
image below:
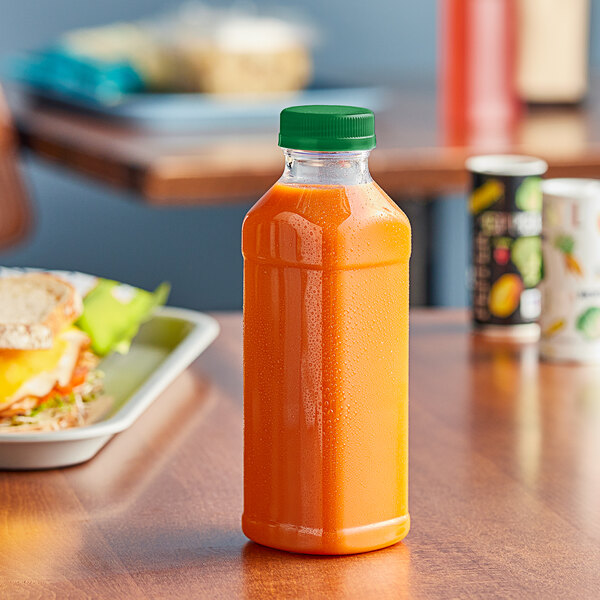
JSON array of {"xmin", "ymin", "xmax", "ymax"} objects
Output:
[{"xmin": 3, "ymin": 0, "xmax": 600, "ymax": 310}]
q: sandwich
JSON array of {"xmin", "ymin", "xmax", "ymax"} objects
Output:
[{"xmin": 0, "ymin": 273, "xmax": 104, "ymax": 432}]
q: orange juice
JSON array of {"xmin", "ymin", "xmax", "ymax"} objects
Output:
[{"xmin": 242, "ymin": 106, "xmax": 411, "ymax": 554}]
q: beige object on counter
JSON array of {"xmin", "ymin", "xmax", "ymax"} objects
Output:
[
  {"xmin": 175, "ymin": 44, "xmax": 311, "ymax": 95},
  {"xmin": 61, "ymin": 9, "xmax": 314, "ymax": 96},
  {"xmin": 63, "ymin": 24, "xmax": 175, "ymax": 91},
  {"xmin": 516, "ymin": 0, "xmax": 590, "ymax": 103},
  {"xmin": 176, "ymin": 47, "xmax": 311, "ymax": 95},
  {"xmin": 171, "ymin": 16, "xmax": 312, "ymax": 95}
]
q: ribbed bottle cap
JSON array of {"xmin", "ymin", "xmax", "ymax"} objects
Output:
[{"xmin": 278, "ymin": 105, "xmax": 376, "ymax": 151}]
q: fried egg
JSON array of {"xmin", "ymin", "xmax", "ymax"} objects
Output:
[{"xmin": 0, "ymin": 328, "xmax": 89, "ymax": 411}]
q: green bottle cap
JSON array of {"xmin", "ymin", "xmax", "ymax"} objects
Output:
[{"xmin": 278, "ymin": 105, "xmax": 376, "ymax": 151}]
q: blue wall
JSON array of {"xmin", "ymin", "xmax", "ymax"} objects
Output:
[{"xmin": 1, "ymin": 1, "xmax": 599, "ymax": 308}]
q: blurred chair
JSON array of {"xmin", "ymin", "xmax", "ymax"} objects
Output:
[{"xmin": 0, "ymin": 85, "xmax": 30, "ymax": 249}]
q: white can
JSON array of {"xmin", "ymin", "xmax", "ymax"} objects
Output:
[{"xmin": 540, "ymin": 179, "xmax": 600, "ymax": 362}]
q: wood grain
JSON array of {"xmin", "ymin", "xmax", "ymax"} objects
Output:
[
  {"xmin": 9, "ymin": 83, "xmax": 600, "ymax": 204},
  {"xmin": 1, "ymin": 311, "xmax": 600, "ymax": 599}
]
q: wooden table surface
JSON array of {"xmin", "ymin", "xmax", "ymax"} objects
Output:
[
  {"xmin": 2, "ymin": 310, "xmax": 600, "ymax": 599},
  {"xmin": 9, "ymin": 82, "xmax": 600, "ymax": 204}
]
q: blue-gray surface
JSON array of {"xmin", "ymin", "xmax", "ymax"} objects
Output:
[{"xmin": 1, "ymin": 0, "xmax": 599, "ymax": 308}]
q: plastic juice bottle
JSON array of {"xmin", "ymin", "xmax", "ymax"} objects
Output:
[{"xmin": 242, "ymin": 105, "xmax": 411, "ymax": 555}]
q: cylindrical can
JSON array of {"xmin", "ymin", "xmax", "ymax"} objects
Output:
[
  {"xmin": 466, "ymin": 155, "xmax": 548, "ymax": 340},
  {"xmin": 540, "ymin": 179, "xmax": 600, "ymax": 362}
]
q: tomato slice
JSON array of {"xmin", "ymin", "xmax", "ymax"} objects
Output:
[{"xmin": 55, "ymin": 364, "xmax": 90, "ymax": 395}]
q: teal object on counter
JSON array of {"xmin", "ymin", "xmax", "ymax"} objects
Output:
[{"xmin": 8, "ymin": 47, "xmax": 145, "ymax": 105}]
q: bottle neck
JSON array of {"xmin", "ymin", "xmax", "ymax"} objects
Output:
[{"xmin": 279, "ymin": 149, "xmax": 373, "ymax": 186}]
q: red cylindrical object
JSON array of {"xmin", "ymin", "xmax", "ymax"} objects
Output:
[{"xmin": 439, "ymin": 0, "xmax": 520, "ymax": 147}]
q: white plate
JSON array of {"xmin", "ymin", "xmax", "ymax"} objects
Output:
[{"xmin": 0, "ymin": 307, "xmax": 219, "ymax": 470}]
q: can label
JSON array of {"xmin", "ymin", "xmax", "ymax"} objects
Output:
[
  {"xmin": 470, "ymin": 173, "xmax": 543, "ymax": 326},
  {"xmin": 541, "ymin": 188, "xmax": 600, "ymax": 362}
]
